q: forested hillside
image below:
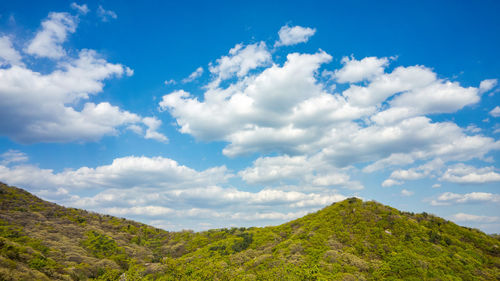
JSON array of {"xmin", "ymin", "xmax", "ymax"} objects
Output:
[{"xmin": 0, "ymin": 182, "xmax": 499, "ymax": 280}]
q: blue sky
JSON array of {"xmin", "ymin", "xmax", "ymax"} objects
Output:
[{"xmin": 0, "ymin": 0, "xmax": 499, "ymax": 232}]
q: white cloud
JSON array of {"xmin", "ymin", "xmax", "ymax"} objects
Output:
[
  {"xmin": 0, "ymin": 156, "xmax": 229, "ymax": 191},
  {"xmin": 239, "ymin": 155, "xmax": 310, "ymax": 184},
  {"xmin": 127, "ymin": 124, "xmax": 143, "ymax": 135},
  {"xmin": 368, "ymin": 76, "xmax": 482, "ymax": 125},
  {"xmin": 389, "ymin": 80, "xmax": 480, "ymax": 115},
  {"xmin": 105, "ymin": 206, "xmax": 175, "ymax": 216},
  {"xmin": 70, "ymin": 3, "xmax": 89, "ymax": 14},
  {"xmin": 0, "ymin": 36, "xmax": 23, "ymax": 66},
  {"xmin": 0, "ymin": 49, "xmax": 144, "ymax": 143},
  {"xmin": 440, "ymin": 164, "xmax": 500, "ymax": 184},
  {"xmin": 431, "ymin": 192, "xmax": 500, "ymax": 206},
  {"xmin": 208, "ymin": 42, "xmax": 271, "ymax": 87},
  {"xmin": 432, "ymin": 183, "xmax": 441, "ymax": 188},
  {"xmin": 321, "ymin": 117, "xmax": 499, "ymax": 168},
  {"xmin": 275, "ymin": 25, "xmax": 316, "ymax": 47},
  {"xmin": 451, "ymin": 213, "xmax": 499, "ymax": 223},
  {"xmin": 490, "ymin": 106, "xmax": 500, "ymax": 117},
  {"xmin": 182, "ymin": 66, "xmax": 203, "ymax": 83},
  {"xmin": 164, "ymin": 79, "xmax": 176, "ymax": 85},
  {"xmin": 143, "ymin": 117, "xmax": 168, "ymax": 142},
  {"xmin": 231, "ymin": 210, "xmax": 311, "ymax": 221},
  {"xmin": 363, "ymin": 153, "xmax": 414, "ymax": 173},
  {"xmin": 381, "ymin": 179, "xmax": 402, "ymax": 187},
  {"xmin": 97, "ymin": 6, "xmax": 117, "ymax": 22},
  {"xmin": 36, "ymin": 187, "xmax": 75, "ymax": 202},
  {"xmin": 390, "ymin": 169, "xmax": 426, "ymax": 181},
  {"xmin": 69, "ymin": 185, "xmax": 346, "ymax": 228},
  {"xmin": 125, "ymin": 67, "xmax": 134, "ymax": 76},
  {"xmin": 25, "ymin": 12, "xmax": 77, "ymax": 59},
  {"xmin": 161, "ymin": 51, "xmax": 332, "ymax": 154},
  {"xmin": 343, "ymin": 65, "xmax": 436, "ymax": 108},
  {"xmin": 464, "ymin": 124, "xmax": 481, "ymax": 134},
  {"xmin": 334, "ymin": 56, "xmax": 389, "ymax": 83},
  {"xmin": 401, "ymin": 189, "xmax": 414, "ymax": 196},
  {"xmin": 479, "ymin": 79, "xmax": 497, "ymax": 94},
  {"xmin": 0, "ymin": 150, "xmax": 28, "ymax": 165},
  {"xmin": 161, "ymin": 44, "xmax": 499, "ymax": 173},
  {"xmin": 0, "ymin": 14, "xmax": 166, "ymax": 144},
  {"xmin": 239, "ymin": 154, "xmax": 363, "ymax": 190},
  {"xmin": 382, "ymin": 159, "xmax": 444, "ymax": 185}
]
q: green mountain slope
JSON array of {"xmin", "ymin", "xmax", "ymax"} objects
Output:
[{"xmin": 0, "ymin": 182, "xmax": 499, "ymax": 280}]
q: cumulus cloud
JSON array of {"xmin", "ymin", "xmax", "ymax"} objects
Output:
[
  {"xmin": 68, "ymin": 185, "xmax": 345, "ymax": 228},
  {"xmin": 161, "ymin": 42, "xmax": 497, "ymax": 170},
  {"xmin": 0, "ymin": 50, "xmax": 140, "ymax": 143},
  {"xmin": 275, "ymin": 25, "xmax": 316, "ymax": 47},
  {"xmin": 97, "ymin": 5, "xmax": 117, "ymax": 22},
  {"xmin": 239, "ymin": 154, "xmax": 363, "ymax": 190},
  {"xmin": 0, "ymin": 156, "xmax": 229, "ymax": 191},
  {"xmin": 25, "ymin": 12, "xmax": 77, "ymax": 59},
  {"xmin": 143, "ymin": 117, "xmax": 168, "ymax": 142},
  {"xmin": 160, "ymin": 51, "xmax": 333, "ymax": 154},
  {"xmin": 381, "ymin": 159, "xmax": 444, "ymax": 186},
  {"xmin": 440, "ymin": 164, "xmax": 500, "ymax": 184},
  {"xmin": 157, "ymin": 30, "xmax": 499, "ymax": 230},
  {"xmin": 182, "ymin": 66, "xmax": 203, "ymax": 83},
  {"xmin": 431, "ymin": 191, "xmax": 500, "ymax": 206},
  {"xmin": 0, "ymin": 12, "xmax": 166, "ymax": 144},
  {"xmin": 208, "ymin": 42, "xmax": 271, "ymax": 87},
  {"xmin": 335, "ymin": 56, "xmax": 389, "ymax": 83},
  {"xmin": 0, "ymin": 36, "xmax": 23, "ymax": 66}
]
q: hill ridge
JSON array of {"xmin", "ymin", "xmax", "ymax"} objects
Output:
[{"xmin": 0, "ymin": 182, "xmax": 499, "ymax": 280}]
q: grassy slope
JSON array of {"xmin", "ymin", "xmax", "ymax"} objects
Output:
[{"xmin": 0, "ymin": 182, "xmax": 499, "ymax": 280}]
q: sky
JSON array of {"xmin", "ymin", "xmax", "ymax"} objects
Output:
[{"xmin": 0, "ymin": 0, "xmax": 499, "ymax": 233}]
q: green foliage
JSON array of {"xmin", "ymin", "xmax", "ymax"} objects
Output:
[
  {"xmin": 1, "ymin": 182, "xmax": 500, "ymax": 280},
  {"xmin": 231, "ymin": 232, "xmax": 253, "ymax": 253},
  {"xmin": 81, "ymin": 230, "xmax": 123, "ymax": 259}
]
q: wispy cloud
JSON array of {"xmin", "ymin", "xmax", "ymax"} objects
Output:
[
  {"xmin": 0, "ymin": 150, "xmax": 28, "ymax": 165},
  {"xmin": 97, "ymin": 5, "xmax": 117, "ymax": 22},
  {"xmin": 70, "ymin": 2, "xmax": 89, "ymax": 15},
  {"xmin": 182, "ymin": 66, "xmax": 203, "ymax": 83}
]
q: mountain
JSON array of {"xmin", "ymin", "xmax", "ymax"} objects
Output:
[{"xmin": 0, "ymin": 182, "xmax": 499, "ymax": 280}]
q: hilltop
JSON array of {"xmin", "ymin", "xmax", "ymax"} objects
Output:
[{"xmin": 0, "ymin": 182, "xmax": 499, "ymax": 280}]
